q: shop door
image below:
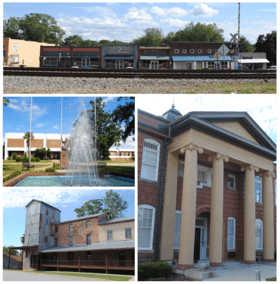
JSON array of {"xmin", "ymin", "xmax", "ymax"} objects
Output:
[
  {"xmin": 194, "ymin": 228, "xmax": 201, "ymax": 263},
  {"xmin": 115, "ymin": 60, "xmax": 124, "ymax": 69},
  {"xmin": 65, "ymin": 58, "xmax": 70, "ymax": 68},
  {"xmin": 150, "ymin": 61, "xmax": 158, "ymax": 69},
  {"xmin": 82, "ymin": 58, "xmax": 90, "ymax": 68},
  {"xmin": 118, "ymin": 252, "xmax": 125, "ymax": 267}
]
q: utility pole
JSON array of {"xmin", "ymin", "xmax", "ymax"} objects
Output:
[
  {"xmin": 29, "ymin": 97, "xmax": 32, "ymax": 166},
  {"xmin": 238, "ymin": 2, "xmax": 240, "ymax": 53}
]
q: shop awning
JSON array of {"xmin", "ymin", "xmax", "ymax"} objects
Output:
[
  {"xmin": 238, "ymin": 59, "xmax": 269, "ymax": 63},
  {"xmin": 42, "ymin": 52, "xmax": 69, "ymax": 57},
  {"xmin": 172, "ymin": 56, "xmax": 232, "ymax": 62},
  {"xmin": 140, "ymin": 56, "xmax": 169, "ymax": 60},
  {"xmin": 72, "ymin": 52, "xmax": 99, "ymax": 58},
  {"xmin": 105, "ymin": 56, "xmax": 134, "ymax": 60}
]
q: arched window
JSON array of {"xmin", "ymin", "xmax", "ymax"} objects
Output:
[
  {"xmin": 174, "ymin": 210, "xmax": 181, "ymax": 249},
  {"xmin": 227, "ymin": 217, "xmax": 236, "ymax": 249},
  {"xmin": 255, "ymin": 219, "xmax": 263, "ymax": 249},
  {"xmin": 138, "ymin": 204, "xmax": 156, "ymax": 250},
  {"xmin": 140, "ymin": 139, "xmax": 160, "ymax": 181}
]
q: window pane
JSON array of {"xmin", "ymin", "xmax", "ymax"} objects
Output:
[
  {"xmin": 138, "ymin": 228, "xmax": 151, "ymax": 248},
  {"xmin": 198, "ymin": 170, "xmax": 206, "ymax": 182}
]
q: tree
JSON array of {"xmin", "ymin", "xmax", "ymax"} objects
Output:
[
  {"xmin": 3, "ymin": 98, "xmax": 9, "ymax": 106},
  {"xmin": 15, "ymin": 13, "xmax": 65, "ymax": 44},
  {"xmin": 239, "ymin": 35, "xmax": 254, "ymax": 52},
  {"xmin": 3, "ymin": 246, "xmax": 19, "ymax": 256},
  {"xmin": 74, "ymin": 190, "xmax": 128, "ymax": 219},
  {"xmin": 23, "ymin": 132, "xmax": 35, "ymax": 160},
  {"xmin": 164, "ymin": 22, "xmax": 224, "ymax": 44},
  {"xmin": 64, "ymin": 35, "xmax": 84, "ymax": 46},
  {"xmin": 3, "ymin": 17, "xmax": 22, "ymax": 39},
  {"xmin": 254, "ymin": 31, "xmax": 276, "ymax": 65},
  {"xmin": 133, "ymin": 28, "xmax": 164, "ymax": 47},
  {"xmin": 34, "ymin": 148, "xmax": 46, "ymax": 159},
  {"xmin": 113, "ymin": 97, "xmax": 135, "ymax": 141},
  {"xmin": 99, "ymin": 39, "xmax": 112, "ymax": 45},
  {"xmin": 87, "ymin": 98, "xmax": 123, "ymax": 160}
]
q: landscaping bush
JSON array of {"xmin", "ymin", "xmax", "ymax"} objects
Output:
[
  {"xmin": 196, "ymin": 67, "xmax": 202, "ymax": 70},
  {"xmin": 7, "ymin": 157, "xmax": 11, "ymax": 160},
  {"xmin": 54, "ymin": 163, "xmax": 61, "ymax": 169},
  {"xmin": 22, "ymin": 157, "xmax": 29, "ymax": 163},
  {"xmin": 138, "ymin": 261, "xmax": 172, "ymax": 281},
  {"xmin": 31, "ymin": 157, "xmax": 35, "ymax": 162},
  {"xmin": 3, "ymin": 171, "xmax": 22, "ymax": 182},
  {"xmin": 16, "ymin": 157, "xmax": 23, "ymax": 162},
  {"xmin": 12, "ymin": 153, "xmax": 17, "ymax": 160},
  {"xmin": 202, "ymin": 67, "xmax": 211, "ymax": 70},
  {"xmin": 23, "ymin": 152, "xmax": 28, "ymax": 159},
  {"xmin": 46, "ymin": 157, "xmax": 49, "ymax": 160},
  {"xmin": 35, "ymin": 157, "xmax": 40, "ymax": 162},
  {"xmin": 98, "ymin": 166, "xmax": 134, "ymax": 177},
  {"xmin": 45, "ymin": 167, "xmax": 55, "ymax": 172}
]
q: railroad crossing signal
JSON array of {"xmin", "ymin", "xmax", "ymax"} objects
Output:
[{"xmin": 230, "ymin": 33, "xmax": 241, "ymax": 45}]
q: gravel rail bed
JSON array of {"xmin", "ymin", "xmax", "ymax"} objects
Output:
[{"xmin": 4, "ymin": 76, "xmax": 276, "ymax": 94}]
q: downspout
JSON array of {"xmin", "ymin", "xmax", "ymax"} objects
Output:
[{"xmin": 155, "ymin": 126, "xmax": 173, "ymax": 261}]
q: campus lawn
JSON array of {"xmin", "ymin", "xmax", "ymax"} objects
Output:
[
  {"xmin": 98, "ymin": 160, "xmax": 135, "ymax": 164},
  {"xmin": 3, "ymin": 160, "xmax": 53, "ymax": 164},
  {"xmin": 3, "ymin": 164, "xmax": 52, "ymax": 176},
  {"xmin": 24, "ymin": 271, "xmax": 132, "ymax": 281},
  {"xmin": 267, "ymin": 277, "xmax": 276, "ymax": 281}
]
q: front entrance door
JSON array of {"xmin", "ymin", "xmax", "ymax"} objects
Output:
[
  {"xmin": 195, "ymin": 217, "xmax": 208, "ymax": 261},
  {"xmin": 115, "ymin": 60, "xmax": 124, "ymax": 69},
  {"xmin": 82, "ymin": 58, "xmax": 90, "ymax": 68},
  {"xmin": 194, "ymin": 228, "xmax": 201, "ymax": 262},
  {"xmin": 150, "ymin": 61, "xmax": 158, "ymax": 69},
  {"xmin": 118, "ymin": 252, "xmax": 125, "ymax": 267}
]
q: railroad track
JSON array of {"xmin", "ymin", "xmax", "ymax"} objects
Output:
[{"xmin": 4, "ymin": 67, "xmax": 276, "ymax": 79}]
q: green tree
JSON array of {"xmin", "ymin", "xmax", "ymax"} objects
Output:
[
  {"xmin": 16, "ymin": 13, "xmax": 65, "ymax": 44},
  {"xmin": 88, "ymin": 98, "xmax": 123, "ymax": 160},
  {"xmin": 239, "ymin": 35, "xmax": 254, "ymax": 52},
  {"xmin": 23, "ymin": 132, "xmax": 35, "ymax": 160},
  {"xmin": 3, "ymin": 98, "xmax": 9, "ymax": 106},
  {"xmin": 99, "ymin": 39, "xmax": 112, "ymax": 45},
  {"xmin": 166, "ymin": 22, "xmax": 224, "ymax": 43},
  {"xmin": 3, "ymin": 17, "xmax": 22, "ymax": 39},
  {"xmin": 34, "ymin": 148, "xmax": 46, "ymax": 159},
  {"xmin": 113, "ymin": 97, "xmax": 135, "ymax": 141},
  {"xmin": 133, "ymin": 28, "xmax": 164, "ymax": 47},
  {"xmin": 74, "ymin": 190, "xmax": 128, "ymax": 219},
  {"xmin": 64, "ymin": 35, "xmax": 84, "ymax": 46},
  {"xmin": 3, "ymin": 246, "xmax": 19, "ymax": 255}
]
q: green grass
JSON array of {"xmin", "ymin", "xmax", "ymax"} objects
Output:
[
  {"xmin": 3, "ymin": 160, "xmax": 53, "ymax": 164},
  {"xmin": 3, "ymin": 164, "xmax": 51, "ymax": 176},
  {"xmin": 25, "ymin": 271, "xmax": 132, "ymax": 281},
  {"xmin": 266, "ymin": 277, "xmax": 276, "ymax": 281},
  {"xmin": 98, "ymin": 166, "xmax": 135, "ymax": 177},
  {"xmin": 98, "ymin": 160, "xmax": 134, "ymax": 164}
]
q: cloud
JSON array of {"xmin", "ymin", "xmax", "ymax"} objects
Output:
[
  {"xmin": 122, "ymin": 7, "xmax": 152, "ymax": 21},
  {"xmin": 131, "ymin": 20, "xmax": 160, "ymax": 26},
  {"xmin": 191, "ymin": 4, "xmax": 219, "ymax": 18},
  {"xmin": 110, "ymin": 136, "xmax": 135, "ymax": 150},
  {"xmin": 160, "ymin": 18, "xmax": 190, "ymax": 28},
  {"xmin": 72, "ymin": 6, "xmax": 117, "ymax": 18},
  {"xmin": 9, "ymin": 99, "xmax": 19, "ymax": 103},
  {"xmin": 53, "ymin": 125, "xmax": 60, "ymax": 129},
  {"xmin": 258, "ymin": 9, "xmax": 276, "ymax": 12},
  {"xmin": 35, "ymin": 123, "xmax": 45, "ymax": 128},
  {"xmin": 151, "ymin": 6, "xmax": 188, "ymax": 17},
  {"xmin": 103, "ymin": 97, "xmax": 116, "ymax": 104}
]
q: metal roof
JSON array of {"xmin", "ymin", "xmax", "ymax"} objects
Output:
[
  {"xmin": 140, "ymin": 56, "xmax": 169, "ymax": 60},
  {"xmin": 26, "ymin": 199, "xmax": 61, "ymax": 212},
  {"xmin": 55, "ymin": 212, "xmax": 108, "ymax": 225},
  {"xmin": 238, "ymin": 59, "xmax": 269, "ymax": 63},
  {"xmin": 172, "ymin": 56, "xmax": 232, "ymax": 62},
  {"xmin": 162, "ymin": 104, "xmax": 182, "ymax": 122},
  {"xmin": 38, "ymin": 240, "xmax": 135, "ymax": 253},
  {"xmin": 98, "ymin": 216, "xmax": 134, "ymax": 225}
]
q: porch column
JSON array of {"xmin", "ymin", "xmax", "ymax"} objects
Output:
[
  {"xmin": 209, "ymin": 153, "xmax": 229, "ymax": 266},
  {"xmin": 160, "ymin": 152, "xmax": 178, "ymax": 262},
  {"xmin": 177, "ymin": 143, "xmax": 203, "ymax": 268},
  {"xmin": 241, "ymin": 164, "xmax": 259, "ymax": 263},
  {"xmin": 261, "ymin": 171, "xmax": 275, "ymax": 261}
]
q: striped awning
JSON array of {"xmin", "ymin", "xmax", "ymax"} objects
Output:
[
  {"xmin": 172, "ymin": 56, "xmax": 232, "ymax": 62},
  {"xmin": 105, "ymin": 56, "xmax": 134, "ymax": 60},
  {"xmin": 140, "ymin": 56, "xmax": 169, "ymax": 60}
]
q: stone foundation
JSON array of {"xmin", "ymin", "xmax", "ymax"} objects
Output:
[
  {"xmin": 60, "ymin": 151, "xmax": 68, "ymax": 167},
  {"xmin": 210, "ymin": 262, "xmax": 224, "ymax": 267}
]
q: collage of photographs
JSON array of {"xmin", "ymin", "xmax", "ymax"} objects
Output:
[{"xmin": 2, "ymin": 1, "xmax": 277, "ymax": 283}]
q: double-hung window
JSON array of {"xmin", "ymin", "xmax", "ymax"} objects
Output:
[
  {"xmin": 86, "ymin": 234, "xmax": 91, "ymax": 244},
  {"xmin": 69, "ymin": 236, "xmax": 73, "ymax": 246},
  {"xmin": 140, "ymin": 139, "xmax": 160, "ymax": 181},
  {"xmin": 255, "ymin": 176, "xmax": 262, "ymax": 202},
  {"xmin": 174, "ymin": 211, "xmax": 181, "ymax": 249},
  {"xmin": 255, "ymin": 219, "xmax": 263, "ymax": 249},
  {"xmin": 138, "ymin": 204, "xmax": 155, "ymax": 250},
  {"xmin": 125, "ymin": 228, "xmax": 132, "ymax": 239},
  {"xmin": 227, "ymin": 217, "xmax": 236, "ymax": 249},
  {"xmin": 228, "ymin": 175, "xmax": 236, "ymax": 189}
]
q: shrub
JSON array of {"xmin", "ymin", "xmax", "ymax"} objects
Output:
[
  {"xmin": 46, "ymin": 157, "xmax": 49, "ymax": 160},
  {"xmin": 16, "ymin": 157, "xmax": 23, "ymax": 162},
  {"xmin": 7, "ymin": 157, "xmax": 11, "ymax": 160},
  {"xmin": 202, "ymin": 67, "xmax": 211, "ymax": 70},
  {"xmin": 23, "ymin": 152, "xmax": 28, "ymax": 159},
  {"xmin": 138, "ymin": 261, "xmax": 172, "ymax": 281},
  {"xmin": 45, "ymin": 167, "xmax": 55, "ymax": 172},
  {"xmin": 12, "ymin": 153, "xmax": 17, "ymax": 160},
  {"xmin": 54, "ymin": 163, "xmax": 61, "ymax": 169},
  {"xmin": 22, "ymin": 157, "xmax": 29, "ymax": 163},
  {"xmin": 31, "ymin": 157, "xmax": 35, "ymax": 162},
  {"xmin": 196, "ymin": 67, "xmax": 202, "ymax": 70},
  {"xmin": 3, "ymin": 171, "xmax": 22, "ymax": 182},
  {"xmin": 35, "ymin": 157, "xmax": 40, "ymax": 162}
]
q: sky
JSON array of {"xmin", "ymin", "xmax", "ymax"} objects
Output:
[
  {"xmin": 3, "ymin": 96, "xmax": 135, "ymax": 149},
  {"xmin": 137, "ymin": 95, "xmax": 277, "ymax": 144},
  {"xmin": 3, "ymin": 2, "xmax": 276, "ymax": 44},
  {"xmin": 3, "ymin": 189, "xmax": 135, "ymax": 247}
]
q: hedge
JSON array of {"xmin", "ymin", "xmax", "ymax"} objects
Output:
[
  {"xmin": 45, "ymin": 168, "xmax": 55, "ymax": 172},
  {"xmin": 138, "ymin": 261, "xmax": 173, "ymax": 281},
  {"xmin": 3, "ymin": 171, "xmax": 22, "ymax": 182}
]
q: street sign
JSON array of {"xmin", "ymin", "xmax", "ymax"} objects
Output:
[
  {"xmin": 218, "ymin": 44, "xmax": 229, "ymax": 56},
  {"xmin": 214, "ymin": 52, "xmax": 222, "ymax": 60}
]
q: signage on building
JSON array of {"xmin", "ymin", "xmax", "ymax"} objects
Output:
[
  {"xmin": 109, "ymin": 46, "xmax": 131, "ymax": 54},
  {"xmin": 12, "ymin": 43, "xmax": 18, "ymax": 53},
  {"xmin": 243, "ymin": 56, "xmax": 253, "ymax": 59}
]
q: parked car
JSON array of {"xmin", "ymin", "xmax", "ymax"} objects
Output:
[{"xmin": 267, "ymin": 65, "xmax": 277, "ymax": 70}]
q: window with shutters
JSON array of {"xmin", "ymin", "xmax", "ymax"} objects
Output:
[
  {"xmin": 255, "ymin": 176, "xmax": 262, "ymax": 202},
  {"xmin": 255, "ymin": 219, "xmax": 263, "ymax": 249},
  {"xmin": 174, "ymin": 211, "xmax": 181, "ymax": 249},
  {"xmin": 140, "ymin": 139, "xmax": 160, "ymax": 181},
  {"xmin": 138, "ymin": 204, "xmax": 155, "ymax": 250},
  {"xmin": 227, "ymin": 217, "xmax": 236, "ymax": 249}
]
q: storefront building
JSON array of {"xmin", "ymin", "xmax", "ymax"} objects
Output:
[
  {"xmin": 237, "ymin": 53, "xmax": 269, "ymax": 70},
  {"xmin": 138, "ymin": 47, "xmax": 171, "ymax": 69}
]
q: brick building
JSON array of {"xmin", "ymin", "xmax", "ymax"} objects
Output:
[
  {"xmin": 4, "ymin": 133, "xmax": 71, "ymax": 160},
  {"xmin": 3, "ymin": 254, "xmax": 22, "ymax": 270},
  {"xmin": 8, "ymin": 199, "xmax": 135, "ymax": 273},
  {"xmin": 138, "ymin": 106, "xmax": 276, "ymax": 269}
]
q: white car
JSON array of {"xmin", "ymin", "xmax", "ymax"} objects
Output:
[{"xmin": 267, "ymin": 66, "xmax": 276, "ymax": 70}]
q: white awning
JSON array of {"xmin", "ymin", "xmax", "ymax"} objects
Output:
[{"xmin": 238, "ymin": 59, "xmax": 269, "ymax": 64}]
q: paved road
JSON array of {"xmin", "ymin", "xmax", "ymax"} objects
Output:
[{"xmin": 3, "ymin": 271, "xmax": 113, "ymax": 281}]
